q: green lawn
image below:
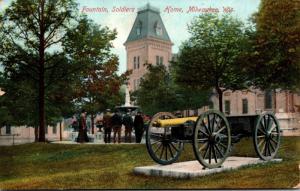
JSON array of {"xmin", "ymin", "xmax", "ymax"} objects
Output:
[{"xmin": 0, "ymin": 136, "xmax": 299, "ymax": 189}]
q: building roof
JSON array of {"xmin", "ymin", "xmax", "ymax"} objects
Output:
[{"xmin": 125, "ymin": 4, "xmax": 171, "ymax": 44}]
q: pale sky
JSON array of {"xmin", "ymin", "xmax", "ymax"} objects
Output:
[{"xmin": 1, "ymin": 0, "xmax": 261, "ymax": 74}]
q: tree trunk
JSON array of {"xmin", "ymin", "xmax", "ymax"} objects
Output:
[
  {"xmin": 59, "ymin": 121, "xmax": 62, "ymax": 141},
  {"xmin": 38, "ymin": 52, "xmax": 45, "ymax": 142},
  {"xmin": 91, "ymin": 113, "xmax": 94, "ymax": 134},
  {"xmin": 216, "ymin": 87, "xmax": 223, "ymax": 112},
  {"xmin": 38, "ymin": 1, "xmax": 46, "ymax": 142},
  {"xmin": 34, "ymin": 125, "xmax": 39, "ymax": 142},
  {"xmin": 38, "ymin": 72, "xmax": 45, "ymax": 142}
]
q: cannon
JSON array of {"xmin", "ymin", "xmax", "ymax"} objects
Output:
[{"xmin": 145, "ymin": 110, "xmax": 281, "ymax": 169}]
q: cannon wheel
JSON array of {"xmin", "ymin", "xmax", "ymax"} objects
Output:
[
  {"xmin": 193, "ymin": 110, "xmax": 231, "ymax": 169},
  {"xmin": 146, "ymin": 112, "xmax": 184, "ymax": 165},
  {"xmin": 253, "ymin": 112, "xmax": 281, "ymax": 160}
]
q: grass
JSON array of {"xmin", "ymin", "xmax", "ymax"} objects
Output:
[{"xmin": 0, "ymin": 136, "xmax": 299, "ymax": 189}]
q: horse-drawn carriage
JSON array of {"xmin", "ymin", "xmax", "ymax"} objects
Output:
[{"xmin": 145, "ymin": 110, "xmax": 281, "ymax": 169}]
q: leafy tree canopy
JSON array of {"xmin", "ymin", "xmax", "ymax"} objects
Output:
[
  {"xmin": 63, "ymin": 16, "xmax": 129, "ymax": 133},
  {"xmin": 248, "ymin": 0, "xmax": 300, "ymax": 90},
  {"xmin": 174, "ymin": 14, "xmax": 251, "ymax": 111},
  {"xmin": 133, "ymin": 63, "xmax": 210, "ymax": 116}
]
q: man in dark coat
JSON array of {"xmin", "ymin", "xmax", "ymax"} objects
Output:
[
  {"xmin": 123, "ymin": 111, "xmax": 133, "ymax": 143},
  {"xmin": 111, "ymin": 111, "xmax": 123, "ymax": 143},
  {"xmin": 103, "ymin": 109, "xmax": 112, "ymax": 143},
  {"xmin": 134, "ymin": 111, "xmax": 144, "ymax": 143},
  {"xmin": 77, "ymin": 109, "xmax": 89, "ymax": 143}
]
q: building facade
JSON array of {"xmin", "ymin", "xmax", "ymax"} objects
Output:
[
  {"xmin": 124, "ymin": 4, "xmax": 173, "ymax": 92},
  {"xmin": 0, "ymin": 124, "xmax": 68, "ymax": 145},
  {"xmin": 210, "ymin": 89, "xmax": 300, "ymax": 135},
  {"xmin": 0, "ymin": 116, "xmax": 105, "ymax": 145}
]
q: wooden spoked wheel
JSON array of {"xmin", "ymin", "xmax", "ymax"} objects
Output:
[
  {"xmin": 146, "ymin": 112, "xmax": 184, "ymax": 165},
  {"xmin": 253, "ymin": 112, "xmax": 281, "ymax": 160},
  {"xmin": 193, "ymin": 110, "xmax": 231, "ymax": 169}
]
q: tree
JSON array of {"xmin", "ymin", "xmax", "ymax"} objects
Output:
[
  {"xmin": 0, "ymin": 0, "xmax": 78, "ymax": 142},
  {"xmin": 133, "ymin": 64, "xmax": 178, "ymax": 115},
  {"xmin": 175, "ymin": 86, "xmax": 212, "ymax": 112},
  {"xmin": 247, "ymin": 0, "xmax": 300, "ymax": 90},
  {"xmin": 174, "ymin": 14, "xmax": 250, "ymax": 112},
  {"xmin": 63, "ymin": 17, "xmax": 129, "ymax": 134},
  {"xmin": 133, "ymin": 63, "xmax": 210, "ymax": 115}
]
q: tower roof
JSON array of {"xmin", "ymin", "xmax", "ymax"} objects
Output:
[{"xmin": 125, "ymin": 4, "xmax": 171, "ymax": 44}]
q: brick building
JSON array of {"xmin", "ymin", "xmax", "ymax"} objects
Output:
[
  {"xmin": 210, "ymin": 89, "xmax": 300, "ymax": 135},
  {"xmin": 124, "ymin": 4, "xmax": 173, "ymax": 92}
]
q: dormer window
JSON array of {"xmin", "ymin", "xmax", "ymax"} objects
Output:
[
  {"xmin": 154, "ymin": 21, "xmax": 162, "ymax": 36},
  {"xmin": 137, "ymin": 21, "xmax": 142, "ymax": 35}
]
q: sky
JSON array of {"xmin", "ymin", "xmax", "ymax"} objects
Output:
[{"xmin": 0, "ymin": 0, "xmax": 261, "ymax": 74}]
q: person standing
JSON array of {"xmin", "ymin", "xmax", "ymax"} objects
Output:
[
  {"xmin": 134, "ymin": 111, "xmax": 144, "ymax": 143},
  {"xmin": 103, "ymin": 109, "xmax": 112, "ymax": 143},
  {"xmin": 77, "ymin": 109, "xmax": 89, "ymax": 143},
  {"xmin": 111, "ymin": 111, "xmax": 123, "ymax": 143},
  {"xmin": 123, "ymin": 111, "xmax": 133, "ymax": 143}
]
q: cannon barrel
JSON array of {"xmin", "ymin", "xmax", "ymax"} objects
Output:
[{"xmin": 153, "ymin": 117, "xmax": 198, "ymax": 127}]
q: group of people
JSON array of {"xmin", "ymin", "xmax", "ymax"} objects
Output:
[
  {"xmin": 75, "ymin": 109, "xmax": 148, "ymax": 143},
  {"xmin": 102, "ymin": 109, "xmax": 145, "ymax": 143}
]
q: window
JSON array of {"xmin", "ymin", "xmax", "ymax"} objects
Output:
[
  {"xmin": 155, "ymin": 56, "xmax": 163, "ymax": 65},
  {"xmin": 156, "ymin": 27, "xmax": 162, "ymax": 35},
  {"xmin": 137, "ymin": 56, "xmax": 140, "ymax": 69},
  {"xmin": 160, "ymin": 56, "xmax": 163, "ymax": 65},
  {"xmin": 154, "ymin": 21, "xmax": 162, "ymax": 36},
  {"xmin": 156, "ymin": 56, "xmax": 159, "ymax": 65},
  {"xmin": 53, "ymin": 125, "xmax": 57, "ymax": 134},
  {"xmin": 137, "ymin": 21, "xmax": 142, "ymax": 35},
  {"xmin": 133, "ymin": 57, "xmax": 136, "ymax": 69},
  {"xmin": 136, "ymin": 27, "xmax": 141, "ymax": 35},
  {"xmin": 242, "ymin": 99, "xmax": 248, "ymax": 114},
  {"xmin": 6, "ymin": 125, "xmax": 11, "ymax": 135},
  {"xmin": 265, "ymin": 91, "xmax": 273, "ymax": 109},
  {"xmin": 225, "ymin": 100, "xmax": 230, "ymax": 115}
]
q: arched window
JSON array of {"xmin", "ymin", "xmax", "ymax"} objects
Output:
[
  {"xmin": 242, "ymin": 99, "xmax": 248, "ymax": 114},
  {"xmin": 225, "ymin": 100, "xmax": 231, "ymax": 115},
  {"xmin": 265, "ymin": 90, "xmax": 273, "ymax": 109},
  {"xmin": 154, "ymin": 21, "xmax": 162, "ymax": 36},
  {"xmin": 136, "ymin": 21, "xmax": 142, "ymax": 35},
  {"xmin": 133, "ymin": 56, "xmax": 136, "ymax": 69},
  {"xmin": 6, "ymin": 125, "xmax": 11, "ymax": 135}
]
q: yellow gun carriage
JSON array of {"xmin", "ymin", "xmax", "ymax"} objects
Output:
[{"xmin": 145, "ymin": 110, "xmax": 281, "ymax": 169}]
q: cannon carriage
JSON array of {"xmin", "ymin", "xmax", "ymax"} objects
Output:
[{"xmin": 145, "ymin": 110, "xmax": 281, "ymax": 169}]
